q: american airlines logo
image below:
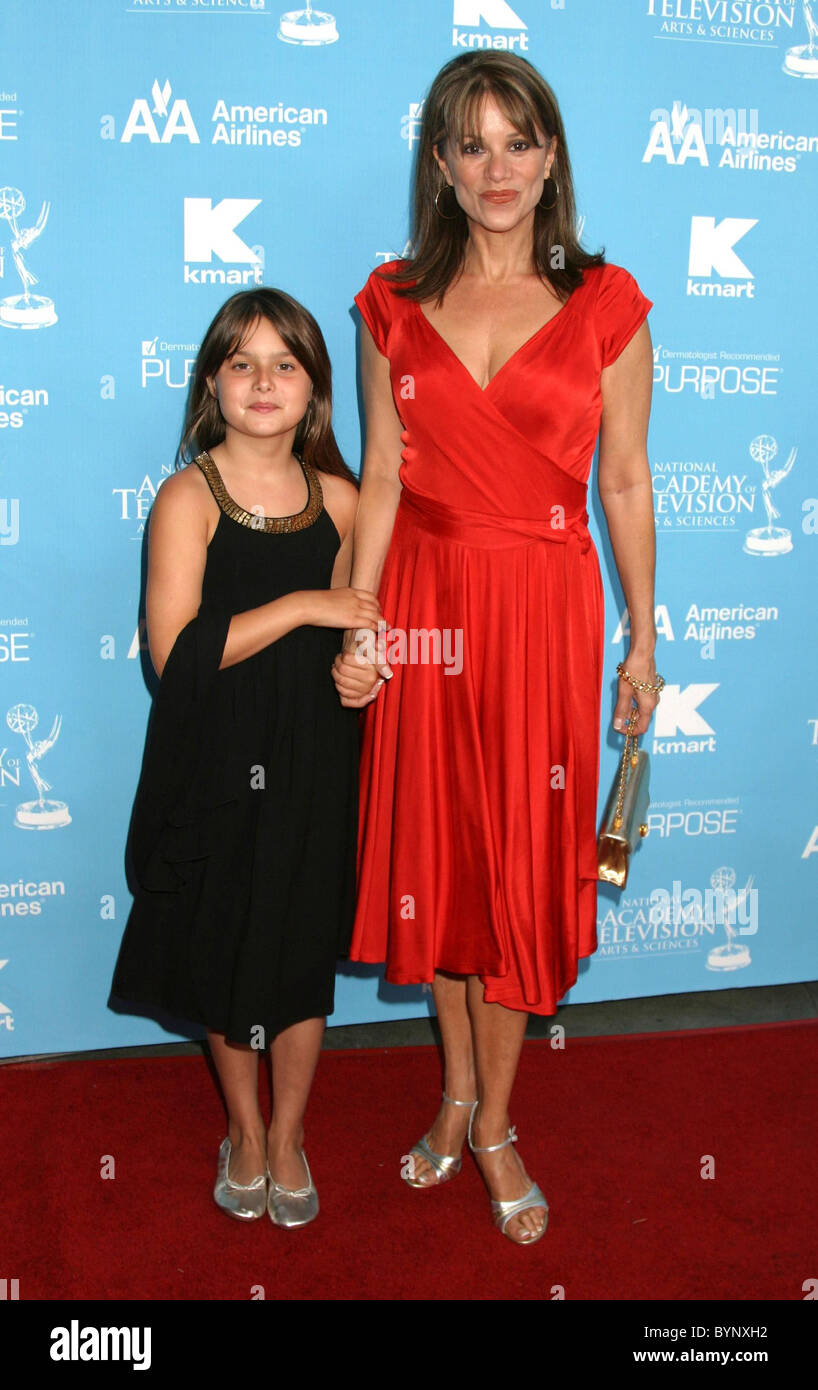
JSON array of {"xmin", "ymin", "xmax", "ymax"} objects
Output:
[
  {"xmin": 120, "ymin": 80, "xmax": 200, "ymax": 145},
  {"xmin": 643, "ymin": 101, "xmax": 817, "ymax": 178},
  {"xmin": 644, "ymin": 102, "xmax": 760, "ymax": 168}
]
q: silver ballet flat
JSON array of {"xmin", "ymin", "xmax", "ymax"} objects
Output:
[
  {"xmin": 468, "ymin": 1106, "xmax": 549, "ymax": 1245},
  {"xmin": 403, "ymin": 1091, "xmax": 478, "ymax": 1188},
  {"xmin": 266, "ymin": 1149, "xmax": 319, "ymax": 1228},
  {"xmin": 213, "ymin": 1137, "xmax": 268, "ymax": 1222}
]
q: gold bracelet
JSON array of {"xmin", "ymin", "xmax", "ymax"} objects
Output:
[{"xmin": 616, "ymin": 661, "xmax": 665, "ymax": 696}]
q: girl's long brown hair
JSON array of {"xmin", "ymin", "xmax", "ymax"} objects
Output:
[
  {"xmin": 386, "ymin": 51, "xmax": 605, "ymax": 305},
  {"xmin": 179, "ymin": 288, "xmax": 357, "ymax": 484}
]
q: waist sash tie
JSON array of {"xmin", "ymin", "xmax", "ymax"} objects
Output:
[{"xmin": 399, "ymin": 487, "xmax": 591, "ymax": 554}]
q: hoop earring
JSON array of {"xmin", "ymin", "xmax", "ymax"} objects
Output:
[
  {"xmin": 434, "ymin": 183, "xmax": 459, "ymax": 220},
  {"xmin": 539, "ymin": 175, "xmax": 559, "ymax": 210}
]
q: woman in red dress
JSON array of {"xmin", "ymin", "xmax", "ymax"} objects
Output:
[{"xmin": 333, "ymin": 52, "xmax": 661, "ymax": 1244}]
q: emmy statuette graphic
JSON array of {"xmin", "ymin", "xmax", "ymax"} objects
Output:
[
  {"xmin": 278, "ymin": 0, "xmax": 338, "ymax": 44},
  {"xmin": 705, "ymin": 868, "xmax": 754, "ymax": 972},
  {"xmin": 0, "ymin": 187, "xmax": 57, "ymax": 330},
  {"xmin": 783, "ymin": 0, "xmax": 818, "ymax": 77},
  {"xmin": 743, "ymin": 435, "xmax": 796, "ymax": 556},
  {"xmin": 6, "ymin": 704, "xmax": 71, "ymax": 829}
]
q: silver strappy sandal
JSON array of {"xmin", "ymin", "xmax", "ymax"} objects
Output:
[
  {"xmin": 403, "ymin": 1092, "xmax": 478, "ymax": 1188},
  {"xmin": 468, "ymin": 1104, "xmax": 549, "ymax": 1244}
]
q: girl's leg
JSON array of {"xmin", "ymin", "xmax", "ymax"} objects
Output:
[
  {"xmin": 465, "ymin": 978, "xmax": 547, "ymax": 1243},
  {"xmin": 267, "ymin": 1016, "xmax": 325, "ymax": 1190},
  {"xmin": 207, "ymin": 1030, "xmax": 267, "ymax": 1184},
  {"xmin": 408, "ymin": 970, "xmax": 477, "ymax": 1185}
]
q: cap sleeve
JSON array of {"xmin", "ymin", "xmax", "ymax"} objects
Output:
[
  {"xmin": 596, "ymin": 264, "xmax": 653, "ymax": 368},
  {"xmin": 354, "ymin": 264, "xmax": 401, "ymax": 358}
]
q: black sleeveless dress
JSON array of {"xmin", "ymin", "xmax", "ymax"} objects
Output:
[{"xmin": 110, "ymin": 451, "xmax": 359, "ymax": 1046}]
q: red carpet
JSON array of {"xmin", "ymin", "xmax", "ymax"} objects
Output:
[{"xmin": 2, "ymin": 1022, "xmax": 814, "ymax": 1300}]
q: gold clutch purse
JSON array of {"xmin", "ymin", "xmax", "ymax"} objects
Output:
[{"xmin": 597, "ymin": 706, "xmax": 650, "ymax": 889}]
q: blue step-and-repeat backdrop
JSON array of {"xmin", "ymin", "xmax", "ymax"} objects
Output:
[{"xmin": 1, "ymin": 0, "xmax": 816, "ymax": 1057}]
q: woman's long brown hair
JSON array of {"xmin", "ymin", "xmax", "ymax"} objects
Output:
[
  {"xmin": 179, "ymin": 288, "xmax": 357, "ymax": 484},
  {"xmin": 386, "ymin": 51, "xmax": 605, "ymax": 305}
]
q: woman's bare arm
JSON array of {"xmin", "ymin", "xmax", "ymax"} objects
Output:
[
  {"xmin": 346, "ymin": 322, "xmax": 404, "ymax": 599},
  {"xmin": 332, "ymin": 320, "xmax": 405, "ymax": 707},
  {"xmin": 597, "ymin": 320, "xmax": 660, "ymax": 736}
]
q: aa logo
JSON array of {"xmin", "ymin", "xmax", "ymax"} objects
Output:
[{"xmin": 121, "ymin": 81, "xmax": 199, "ymax": 145}]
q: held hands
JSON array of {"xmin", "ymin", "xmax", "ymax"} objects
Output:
[
  {"xmin": 303, "ymin": 586, "xmax": 389, "ymax": 709},
  {"xmin": 613, "ymin": 650, "xmax": 662, "ymax": 738},
  {"xmin": 305, "ymin": 586, "xmax": 383, "ymax": 635},
  {"xmin": 332, "ymin": 622, "xmax": 393, "ymax": 709}
]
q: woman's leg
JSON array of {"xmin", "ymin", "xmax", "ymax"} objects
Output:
[
  {"xmin": 408, "ymin": 970, "xmax": 477, "ymax": 1185},
  {"xmin": 267, "ymin": 1016, "xmax": 325, "ymax": 1190},
  {"xmin": 465, "ymin": 978, "xmax": 547, "ymax": 1242},
  {"xmin": 207, "ymin": 1031, "xmax": 267, "ymax": 1184}
]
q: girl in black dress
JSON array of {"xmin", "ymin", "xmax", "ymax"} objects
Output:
[{"xmin": 110, "ymin": 289, "xmax": 381, "ymax": 1227}]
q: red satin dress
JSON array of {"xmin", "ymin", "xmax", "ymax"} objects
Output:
[{"xmin": 349, "ymin": 259, "xmax": 653, "ymax": 1014}]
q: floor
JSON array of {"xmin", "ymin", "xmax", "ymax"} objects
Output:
[{"xmin": 7, "ymin": 979, "xmax": 817, "ymax": 1065}]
